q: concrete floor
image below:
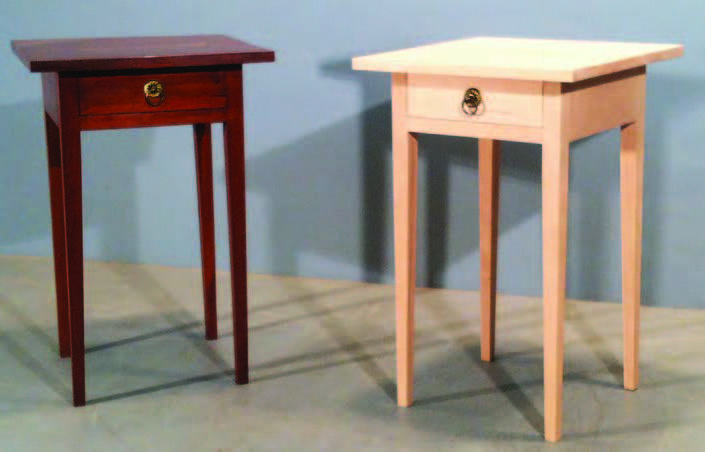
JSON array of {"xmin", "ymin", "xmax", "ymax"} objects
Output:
[{"xmin": 0, "ymin": 255, "xmax": 704, "ymax": 451}]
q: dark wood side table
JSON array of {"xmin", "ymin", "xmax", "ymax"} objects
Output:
[{"xmin": 11, "ymin": 35, "xmax": 275, "ymax": 406}]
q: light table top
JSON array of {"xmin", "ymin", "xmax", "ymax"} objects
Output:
[{"xmin": 352, "ymin": 37, "xmax": 683, "ymax": 82}]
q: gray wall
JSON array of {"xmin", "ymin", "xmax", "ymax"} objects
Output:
[{"xmin": 0, "ymin": 1, "xmax": 703, "ymax": 307}]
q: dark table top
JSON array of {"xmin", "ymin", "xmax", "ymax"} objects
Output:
[{"xmin": 11, "ymin": 35, "xmax": 275, "ymax": 73}]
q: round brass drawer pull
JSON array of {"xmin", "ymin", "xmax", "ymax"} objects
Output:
[
  {"xmin": 461, "ymin": 87, "xmax": 482, "ymax": 115},
  {"xmin": 144, "ymin": 80, "xmax": 165, "ymax": 107}
]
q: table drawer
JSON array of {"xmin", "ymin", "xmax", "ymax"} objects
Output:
[
  {"xmin": 407, "ymin": 74, "xmax": 543, "ymax": 128},
  {"xmin": 79, "ymin": 71, "xmax": 227, "ymax": 115}
]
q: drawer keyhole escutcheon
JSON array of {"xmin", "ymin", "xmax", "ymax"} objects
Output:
[
  {"xmin": 144, "ymin": 80, "xmax": 165, "ymax": 107},
  {"xmin": 461, "ymin": 87, "xmax": 482, "ymax": 116}
]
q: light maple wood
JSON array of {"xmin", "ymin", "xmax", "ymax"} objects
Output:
[
  {"xmin": 408, "ymin": 74, "xmax": 543, "ymax": 127},
  {"xmin": 355, "ymin": 37, "xmax": 681, "ymax": 443},
  {"xmin": 564, "ymin": 67, "xmax": 645, "ymax": 141},
  {"xmin": 406, "ymin": 117, "xmax": 542, "ymax": 144},
  {"xmin": 620, "ymin": 74, "xmax": 646, "ymax": 391},
  {"xmin": 353, "ymin": 37, "xmax": 682, "ymax": 82},
  {"xmin": 479, "ymin": 139, "xmax": 501, "ymax": 362},
  {"xmin": 392, "ymin": 73, "xmax": 418, "ymax": 407},
  {"xmin": 541, "ymin": 82, "xmax": 570, "ymax": 442}
]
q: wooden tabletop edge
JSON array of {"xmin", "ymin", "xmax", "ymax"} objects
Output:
[{"xmin": 23, "ymin": 51, "xmax": 275, "ymax": 73}]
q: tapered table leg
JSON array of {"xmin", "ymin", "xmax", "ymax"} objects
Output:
[
  {"xmin": 194, "ymin": 123, "xmax": 218, "ymax": 340},
  {"xmin": 479, "ymin": 139, "xmax": 501, "ymax": 362},
  {"xmin": 58, "ymin": 76, "xmax": 86, "ymax": 407},
  {"xmin": 392, "ymin": 73, "xmax": 418, "ymax": 407},
  {"xmin": 223, "ymin": 70, "xmax": 249, "ymax": 385},
  {"xmin": 43, "ymin": 111, "xmax": 71, "ymax": 358},
  {"xmin": 620, "ymin": 112, "xmax": 645, "ymax": 391},
  {"xmin": 542, "ymin": 83, "xmax": 569, "ymax": 442}
]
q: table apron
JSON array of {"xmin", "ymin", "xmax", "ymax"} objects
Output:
[
  {"xmin": 562, "ymin": 67, "xmax": 646, "ymax": 142},
  {"xmin": 400, "ymin": 66, "xmax": 646, "ymax": 145},
  {"xmin": 406, "ymin": 116, "xmax": 544, "ymax": 143},
  {"xmin": 79, "ymin": 108, "xmax": 232, "ymax": 131}
]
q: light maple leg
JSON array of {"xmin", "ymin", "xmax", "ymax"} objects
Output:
[
  {"xmin": 542, "ymin": 83, "xmax": 569, "ymax": 442},
  {"xmin": 479, "ymin": 139, "xmax": 501, "ymax": 362},
  {"xmin": 223, "ymin": 70, "xmax": 249, "ymax": 385},
  {"xmin": 621, "ymin": 117, "xmax": 644, "ymax": 391},
  {"xmin": 43, "ymin": 112, "xmax": 71, "ymax": 358},
  {"xmin": 392, "ymin": 73, "xmax": 418, "ymax": 407},
  {"xmin": 194, "ymin": 123, "xmax": 217, "ymax": 340}
]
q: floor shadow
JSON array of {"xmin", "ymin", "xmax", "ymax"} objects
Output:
[
  {"xmin": 0, "ymin": 280, "xmax": 234, "ymax": 406},
  {"xmin": 415, "ymin": 342, "xmax": 546, "ymax": 435},
  {"xmin": 0, "ymin": 293, "xmax": 72, "ymax": 402},
  {"xmin": 274, "ymin": 279, "xmax": 397, "ymax": 400},
  {"xmin": 566, "ymin": 303, "xmax": 623, "ymax": 384},
  {"xmin": 85, "ymin": 320, "xmax": 204, "ymax": 354},
  {"xmin": 0, "ymin": 291, "xmax": 59, "ymax": 351},
  {"xmin": 105, "ymin": 264, "xmax": 231, "ymax": 373},
  {"xmin": 249, "ymin": 294, "xmax": 389, "ymax": 334},
  {"xmin": 419, "ymin": 293, "xmax": 546, "ymax": 435},
  {"xmin": 251, "ymin": 321, "xmax": 467, "ymax": 386},
  {"xmin": 86, "ymin": 370, "xmax": 232, "ymax": 406}
]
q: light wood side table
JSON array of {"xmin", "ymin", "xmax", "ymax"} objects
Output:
[{"xmin": 353, "ymin": 37, "xmax": 682, "ymax": 441}]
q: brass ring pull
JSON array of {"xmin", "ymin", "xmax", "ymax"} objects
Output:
[
  {"xmin": 144, "ymin": 80, "xmax": 165, "ymax": 107},
  {"xmin": 461, "ymin": 87, "xmax": 482, "ymax": 115}
]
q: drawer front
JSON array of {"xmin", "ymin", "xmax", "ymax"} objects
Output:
[
  {"xmin": 79, "ymin": 71, "xmax": 227, "ymax": 115},
  {"xmin": 407, "ymin": 75, "xmax": 543, "ymax": 128}
]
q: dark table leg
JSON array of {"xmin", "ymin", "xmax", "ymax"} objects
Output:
[
  {"xmin": 43, "ymin": 112, "xmax": 71, "ymax": 358},
  {"xmin": 58, "ymin": 76, "xmax": 86, "ymax": 407},
  {"xmin": 223, "ymin": 70, "xmax": 248, "ymax": 384},
  {"xmin": 194, "ymin": 123, "xmax": 218, "ymax": 340}
]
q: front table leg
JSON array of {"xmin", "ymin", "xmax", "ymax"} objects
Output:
[
  {"xmin": 223, "ymin": 71, "xmax": 249, "ymax": 384},
  {"xmin": 478, "ymin": 139, "xmax": 501, "ymax": 362},
  {"xmin": 542, "ymin": 83, "xmax": 570, "ymax": 441},
  {"xmin": 58, "ymin": 76, "xmax": 86, "ymax": 407},
  {"xmin": 392, "ymin": 73, "xmax": 418, "ymax": 407},
  {"xmin": 620, "ymin": 115, "xmax": 644, "ymax": 391},
  {"xmin": 43, "ymin": 111, "xmax": 71, "ymax": 358}
]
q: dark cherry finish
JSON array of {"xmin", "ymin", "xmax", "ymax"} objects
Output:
[
  {"xmin": 42, "ymin": 73, "xmax": 60, "ymax": 123},
  {"xmin": 43, "ymin": 111, "xmax": 71, "ymax": 359},
  {"xmin": 12, "ymin": 35, "xmax": 274, "ymax": 406},
  {"xmin": 194, "ymin": 123, "xmax": 217, "ymax": 340},
  {"xmin": 81, "ymin": 108, "xmax": 230, "ymax": 131},
  {"xmin": 79, "ymin": 71, "xmax": 226, "ymax": 115},
  {"xmin": 57, "ymin": 75, "xmax": 86, "ymax": 407},
  {"xmin": 223, "ymin": 71, "xmax": 249, "ymax": 384},
  {"xmin": 12, "ymin": 35, "xmax": 274, "ymax": 72}
]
